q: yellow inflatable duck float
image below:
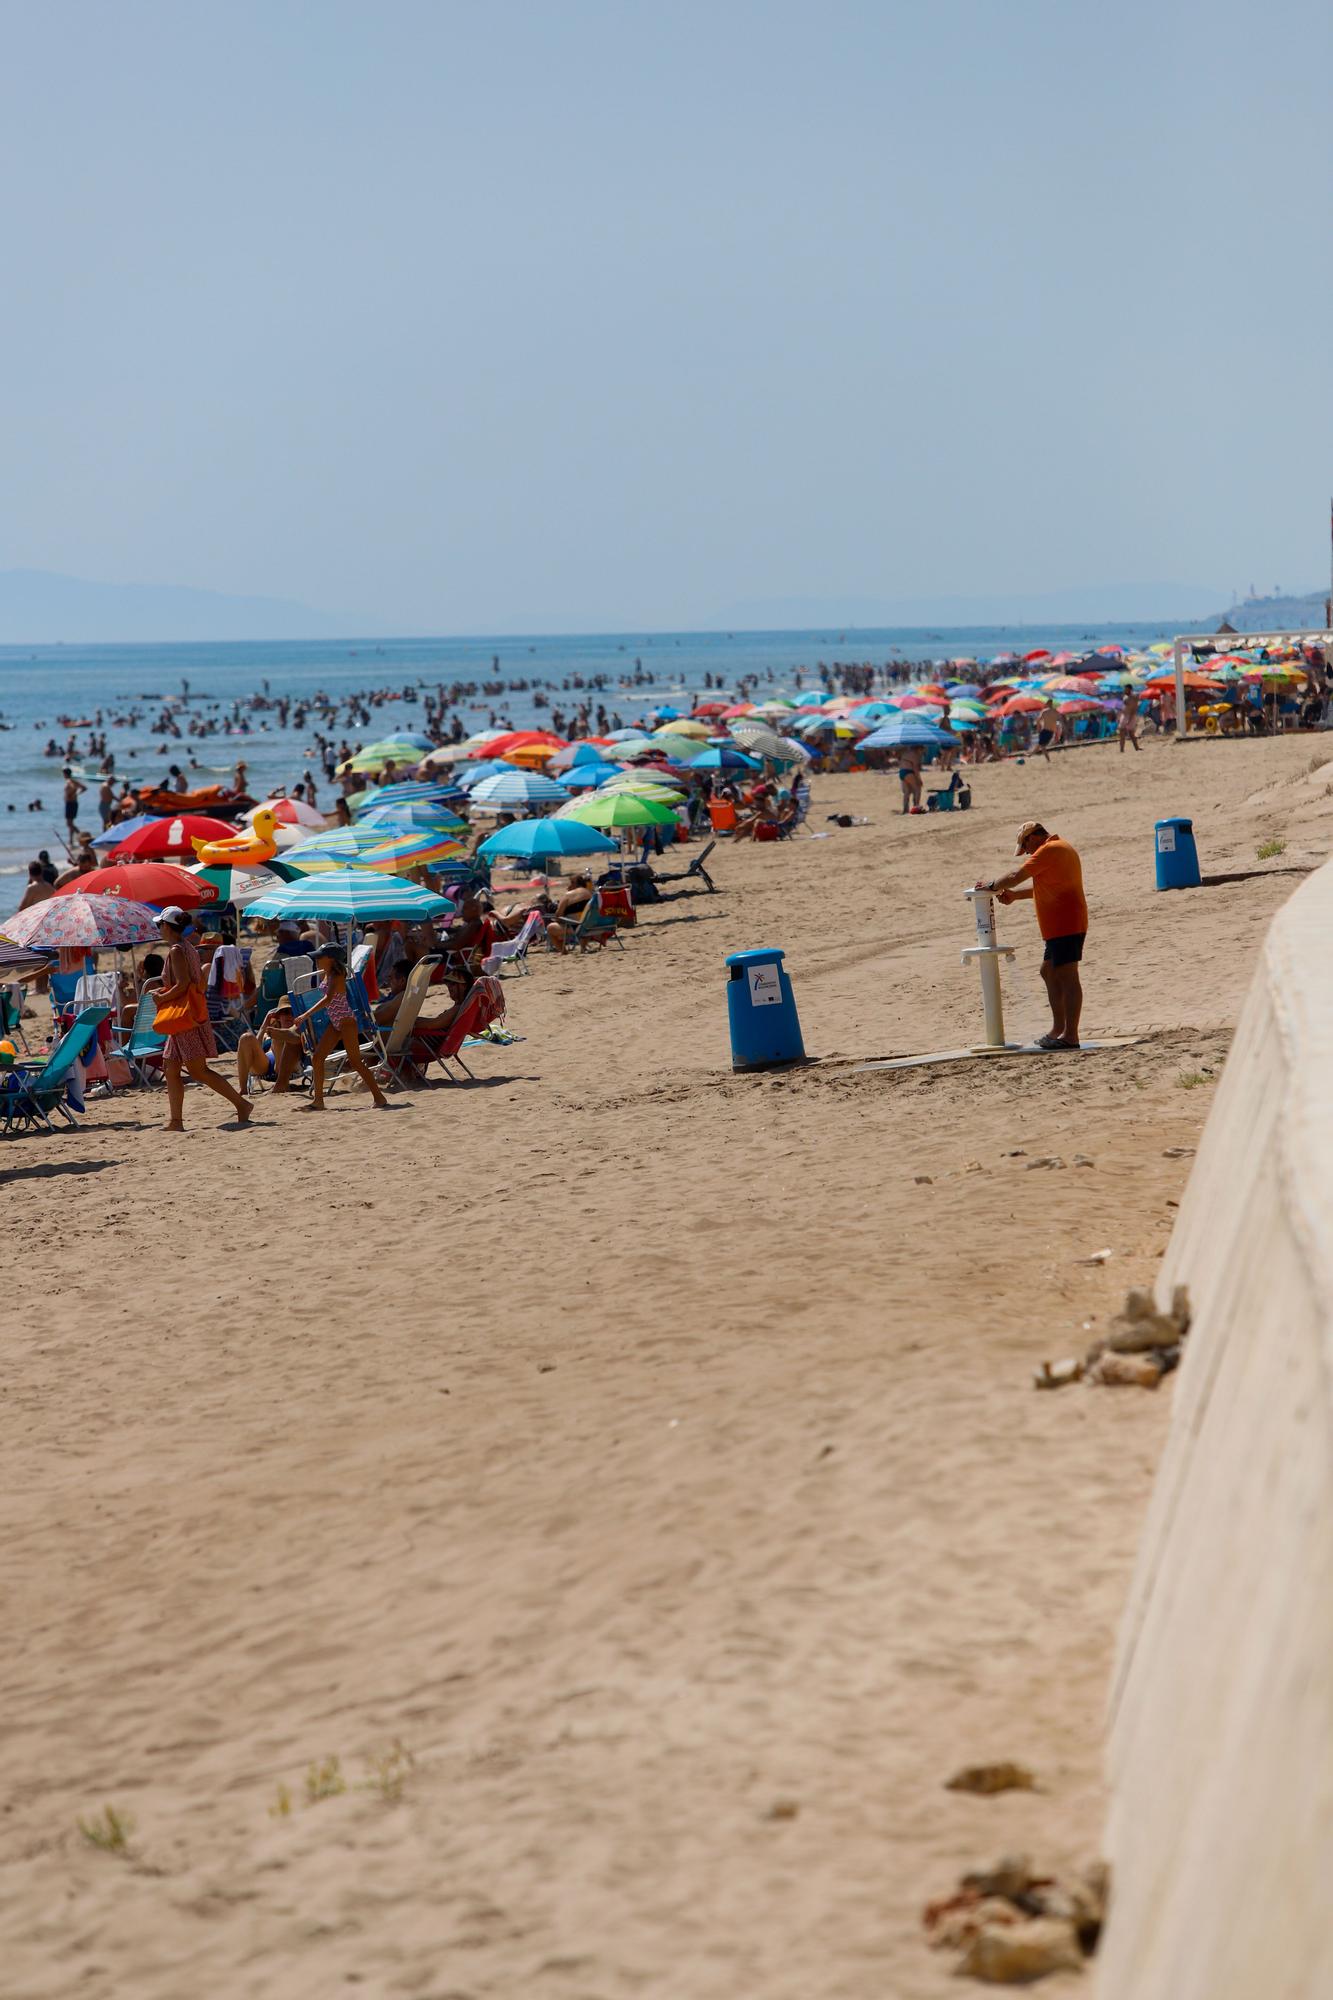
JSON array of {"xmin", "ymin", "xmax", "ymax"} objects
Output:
[{"xmin": 192, "ymin": 806, "xmax": 280, "ymax": 867}]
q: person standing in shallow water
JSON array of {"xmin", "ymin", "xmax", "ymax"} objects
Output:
[{"xmin": 152, "ymin": 907, "xmax": 252, "ymax": 1131}]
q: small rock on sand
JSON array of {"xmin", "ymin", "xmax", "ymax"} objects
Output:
[
  {"xmin": 956, "ymin": 1917, "xmax": 1084, "ymax": 1983},
  {"xmin": 946, "ymin": 1761, "xmax": 1037, "ymax": 1796}
]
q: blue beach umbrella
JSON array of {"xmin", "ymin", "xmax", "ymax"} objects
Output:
[
  {"xmin": 476, "ymin": 819, "xmax": 619, "ymax": 862},
  {"xmin": 688, "ymin": 745, "xmax": 762, "ymax": 771},
  {"xmin": 469, "ymin": 770, "xmax": 570, "ymax": 809},
  {"xmin": 453, "ymin": 760, "xmax": 515, "ymax": 790},
  {"xmin": 91, "ymin": 814, "xmax": 162, "ymax": 849},
  {"xmin": 858, "ymin": 717, "xmax": 954, "ymax": 750},
  {"xmin": 357, "ymin": 801, "xmax": 468, "ymax": 833},
  {"xmin": 561, "ymin": 761, "xmax": 625, "ymax": 789},
  {"xmin": 245, "ymin": 869, "xmax": 454, "ymax": 924}
]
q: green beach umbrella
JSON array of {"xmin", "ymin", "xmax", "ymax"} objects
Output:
[{"xmin": 561, "ymin": 793, "xmax": 679, "ymax": 828}]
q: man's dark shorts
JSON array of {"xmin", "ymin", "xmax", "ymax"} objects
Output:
[{"xmin": 1043, "ymin": 932, "xmax": 1086, "ymax": 966}]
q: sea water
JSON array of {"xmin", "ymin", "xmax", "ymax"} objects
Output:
[{"xmin": 0, "ymin": 621, "xmax": 1179, "ymax": 914}]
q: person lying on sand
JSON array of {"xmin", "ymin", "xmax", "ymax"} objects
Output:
[{"xmin": 976, "ymin": 821, "xmax": 1088, "ymax": 1050}]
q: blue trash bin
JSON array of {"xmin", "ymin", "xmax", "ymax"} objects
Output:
[
  {"xmin": 1155, "ymin": 816, "xmax": 1201, "ymax": 891},
  {"xmin": 725, "ymin": 948, "xmax": 805, "ymax": 1071}
]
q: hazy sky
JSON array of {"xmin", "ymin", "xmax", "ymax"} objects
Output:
[{"xmin": 2, "ymin": 0, "xmax": 1330, "ymax": 633}]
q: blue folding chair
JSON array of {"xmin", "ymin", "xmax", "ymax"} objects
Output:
[{"xmin": 3, "ymin": 1007, "xmax": 110, "ymax": 1134}]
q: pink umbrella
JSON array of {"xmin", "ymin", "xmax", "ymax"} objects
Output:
[{"xmin": 1, "ymin": 894, "xmax": 161, "ymax": 951}]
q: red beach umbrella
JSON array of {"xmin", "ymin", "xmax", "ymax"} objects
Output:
[
  {"xmin": 54, "ymin": 861, "xmax": 217, "ymax": 906},
  {"xmin": 1023, "ymin": 649, "xmax": 1052, "ymax": 663},
  {"xmin": 111, "ymin": 814, "xmax": 237, "ymax": 859}
]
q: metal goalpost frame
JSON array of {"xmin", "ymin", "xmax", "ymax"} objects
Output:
[{"xmin": 1169, "ymin": 627, "xmax": 1333, "ymax": 735}]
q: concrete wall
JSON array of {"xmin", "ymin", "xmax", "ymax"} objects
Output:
[{"xmin": 1099, "ymin": 856, "xmax": 1333, "ymax": 1999}]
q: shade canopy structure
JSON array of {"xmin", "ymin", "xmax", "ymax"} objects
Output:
[
  {"xmin": 468, "ymin": 770, "xmax": 570, "ymax": 809},
  {"xmin": 2, "ymin": 893, "xmax": 162, "ymax": 951},
  {"xmin": 111, "ymin": 814, "xmax": 238, "ymax": 860},
  {"xmin": 244, "ymin": 870, "xmax": 454, "ymax": 925},
  {"xmin": 53, "ymin": 861, "xmax": 218, "ymax": 906},
  {"xmin": 475, "ymin": 819, "xmax": 619, "ymax": 862}
]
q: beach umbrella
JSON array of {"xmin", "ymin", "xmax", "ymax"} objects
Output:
[
  {"xmin": 111, "ymin": 813, "xmax": 238, "ymax": 860},
  {"xmin": 244, "ymin": 870, "xmax": 454, "ymax": 925},
  {"xmin": 91, "ymin": 813, "xmax": 162, "ymax": 849},
  {"xmin": 356, "ymin": 801, "xmax": 467, "ymax": 834},
  {"xmin": 452, "ymin": 760, "xmax": 514, "ymax": 791},
  {"xmin": 648, "ymin": 730, "xmax": 709, "ymax": 759},
  {"xmin": 548, "ymin": 741, "xmax": 610, "ymax": 774},
  {"xmin": 858, "ymin": 717, "xmax": 954, "ymax": 750},
  {"xmin": 482, "ymin": 731, "xmax": 567, "ymax": 757},
  {"xmin": 655, "ymin": 719, "xmax": 711, "ymax": 740},
  {"xmin": 475, "ymin": 819, "xmax": 619, "ymax": 863},
  {"xmin": 691, "ymin": 701, "xmax": 732, "ymax": 718},
  {"xmin": 337, "ymin": 739, "xmax": 429, "ymax": 775},
  {"xmin": 561, "ymin": 792, "xmax": 679, "ymax": 829},
  {"xmin": 592, "ymin": 780, "xmax": 685, "ymax": 804},
  {"xmin": 502, "ymin": 742, "xmax": 561, "ymax": 767},
  {"xmin": 468, "ymin": 770, "xmax": 570, "ymax": 809},
  {"xmin": 560, "ymin": 761, "xmax": 626, "ymax": 789},
  {"xmin": 1023, "ymin": 649, "xmax": 1052, "ymax": 663},
  {"xmin": 687, "ymin": 745, "xmax": 762, "ymax": 772},
  {"xmin": 54, "ymin": 861, "xmax": 217, "ymax": 906},
  {"xmin": 242, "ymin": 796, "xmax": 326, "ymax": 829},
  {"xmin": 185, "ymin": 862, "xmax": 289, "ymax": 906},
  {"xmin": 350, "ymin": 780, "xmax": 462, "ymax": 813},
  {"xmin": 0, "ymin": 938, "xmax": 51, "ymax": 973},
  {"xmin": 357, "ymin": 832, "xmax": 469, "ymax": 875},
  {"xmin": 2, "ymin": 893, "xmax": 162, "ymax": 951},
  {"xmin": 995, "ymin": 694, "xmax": 1045, "ymax": 716},
  {"xmin": 1046, "ymin": 676, "xmax": 1099, "ymax": 695}
]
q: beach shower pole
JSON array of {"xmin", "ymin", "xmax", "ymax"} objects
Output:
[{"xmin": 962, "ymin": 888, "xmax": 1016, "ymax": 1049}]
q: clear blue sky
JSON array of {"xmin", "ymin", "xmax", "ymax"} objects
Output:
[{"xmin": 2, "ymin": 0, "xmax": 1330, "ymax": 633}]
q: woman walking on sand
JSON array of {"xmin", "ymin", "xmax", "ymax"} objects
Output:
[
  {"xmin": 304, "ymin": 944, "xmax": 390, "ymax": 1111},
  {"xmin": 153, "ymin": 907, "xmax": 252, "ymax": 1131}
]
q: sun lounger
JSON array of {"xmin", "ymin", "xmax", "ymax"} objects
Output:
[{"xmin": 652, "ymin": 840, "xmax": 717, "ymax": 892}]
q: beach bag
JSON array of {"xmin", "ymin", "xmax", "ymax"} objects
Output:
[{"xmin": 153, "ymin": 985, "xmax": 208, "ymax": 1035}]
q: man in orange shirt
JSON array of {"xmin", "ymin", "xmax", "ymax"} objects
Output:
[{"xmin": 977, "ymin": 821, "xmax": 1088, "ymax": 1049}]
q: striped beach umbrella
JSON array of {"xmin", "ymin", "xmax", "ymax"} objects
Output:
[
  {"xmin": 244, "ymin": 870, "xmax": 454, "ymax": 925},
  {"xmin": 468, "ymin": 770, "xmax": 570, "ymax": 809},
  {"xmin": 357, "ymin": 832, "xmax": 469, "ymax": 875}
]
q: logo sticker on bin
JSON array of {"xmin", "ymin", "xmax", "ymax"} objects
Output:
[
  {"xmin": 1158, "ymin": 825, "xmax": 1176, "ymax": 852},
  {"xmin": 747, "ymin": 964, "xmax": 782, "ymax": 1006}
]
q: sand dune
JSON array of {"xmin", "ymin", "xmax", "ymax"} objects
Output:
[{"xmin": 5, "ymin": 732, "xmax": 1329, "ymax": 1998}]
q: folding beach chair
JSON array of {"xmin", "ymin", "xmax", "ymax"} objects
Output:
[
  {"xmin": 111, "ymin": 991, "xmax": 167, "ymax": 1086},
  {"xmin": 2, "ymin": 1008, "xmax": 110, "ymax": 1134},
  {"xmin": 416, "ymin": 976, "xmax": 506, "ymax": 1083},
  {"xmin": 375, "ymin": 956, "xmax": 440, "ymax": 1088},
  {"xmin": 480, "ymin": 909, "xmax": 544, "ymax": 978},
  {"xmin": 565, "ymin": 893, "xmax": 624, "ymax": 953}
]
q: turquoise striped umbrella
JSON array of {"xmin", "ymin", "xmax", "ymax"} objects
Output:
[{"xmin": 244, "ymin": 870, "xmax": 454, "ymax": 924}]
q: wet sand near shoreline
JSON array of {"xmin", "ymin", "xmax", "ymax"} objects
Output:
[{"xmin": 5, "ymin": 732, "xmax": 1330, "ymax": 1998}]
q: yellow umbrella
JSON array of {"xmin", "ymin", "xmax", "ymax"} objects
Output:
[{"xmin": 655, "ymin": 719, "xmax": 712, "ymax": 740}]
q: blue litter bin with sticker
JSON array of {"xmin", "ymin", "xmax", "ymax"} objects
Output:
[
  {"xmin": 1155, "ymin": 816, "xmax": 1201, "ymax": 891},
  {"xmin": 725, "ymin": 948, "xmax": 805, "ymax": 1071}
]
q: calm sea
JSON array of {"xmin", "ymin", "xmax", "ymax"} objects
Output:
[{"xmin": 0, "ymin": 621, "xmax": 1177, "ymax": 913}]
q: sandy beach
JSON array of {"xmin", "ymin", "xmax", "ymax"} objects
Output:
[{"xmin": 6, "ymin": 731, "xmax": 1331, "ymax": 1999}]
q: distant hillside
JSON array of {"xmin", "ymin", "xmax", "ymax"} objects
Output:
[
  {"xmin": 1208, "ymin": 590, "xmax": 1328, "ymax": 634},
  {"xmin": 0, "ymin": 568, "xmax": 360, "ymax": 643}
]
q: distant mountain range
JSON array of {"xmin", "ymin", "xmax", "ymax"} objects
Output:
[{"xmin": 0, "ymin": 568, "xmax": 359, "ymax": 644}]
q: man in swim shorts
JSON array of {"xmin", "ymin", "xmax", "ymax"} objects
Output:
[{"xmin": 977, "ymin": 820, "xmax": 1088, "ymax": 1049}]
